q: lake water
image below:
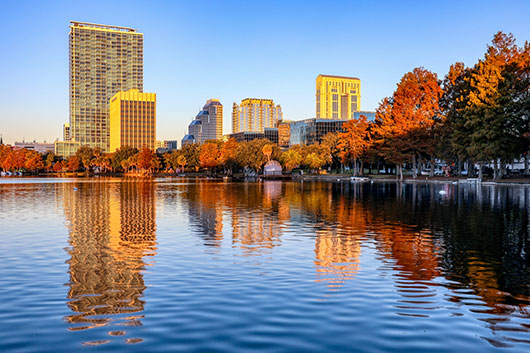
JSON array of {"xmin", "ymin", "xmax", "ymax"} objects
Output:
[{"xmin": 1, "ymin": 178, "xmax": 530, "ymax": 352}]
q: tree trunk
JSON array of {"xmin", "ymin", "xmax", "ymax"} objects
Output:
[
  {"xmin": 478, "ymin": 161, "xmax": 483, "ymax": 181},
  {"xmin": 429, "ymin": 159, "xmax": 435, "ymax": 177},
  {"xmin": 412, "ymin": 154, "xmax": 417, "ymax": 178},
  {"xmin": 525, "ymin": 154, "xmax": 529, "ymax": 176},
  {"xmin": 360, "ymin": 160, "xmax": 364, "ymax": 176}
]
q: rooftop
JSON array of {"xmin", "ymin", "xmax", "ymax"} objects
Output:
[
  {"xmin": 70, "ymin": 21, "xmax": 139, "ymax": 33},
  {"xmin": 317, "ymin": 74, "xmax": 360, "ymax": 81}
]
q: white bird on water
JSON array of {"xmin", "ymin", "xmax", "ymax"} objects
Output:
[{"xmin": 439, "ymin": 190, "xmax": 447, "ymax": 195}]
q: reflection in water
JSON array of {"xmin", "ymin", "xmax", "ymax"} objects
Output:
[
  {"xmin": 63, "ymin": 181, "xmax": 156, "ymax": 344},
  {"xmin": 179, "ymin": 180, "xmax": 530, "ymax": 347},
  {"xmin": 57, "ymin": 179, "xmax": 530, "ymax": 349}
]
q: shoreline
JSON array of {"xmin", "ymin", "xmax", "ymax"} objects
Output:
[{"xmin": 1, "ymin": 172, "xmax": 530, "ymax": 186}]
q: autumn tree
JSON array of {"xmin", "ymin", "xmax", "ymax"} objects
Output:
[
  {"xmin": 67, "ymin": 156, "xmax": 81, "ymax": 172},
  {"xmin": 463, "ymin": 32, "xmax": 529, "ymax": 179},
  {"xmin": 237, "ymin": 139, "xmax": 280, "ymax": 172},
  {"xmin": 337, "ymin": 115, "xmax": 372, "ymax": 176},
  {"xmin": 24, "ymin": 151, "xmax": 44, "ymax": 174},
  {"xmin": 52, "ymin": 161, "xmax": 64, "ymax": 172},
  {"xmin": 321, "ymin": 132, "xmax": 341, "ymax": 170},
  {"xmin": 45, "ymin": 152, "xmax": 56, "ymax": 172},
  {"xmin": 375, "ymin": 67, "xmax": 443, "ymax": 180},
  {"xmin": 177, "ymin": 155, "xmax": 187, "ymax": 172},
  {"xmin": 136, "ymin": 148, "xmax": 155, "ymax": 174},
  {"xmin": 199, "ymin": 142, "xmax": 221, "ymax": 174},
  {"xmin": 280, "ymin": 149, "xmax": 302, "ymax": 171},
  {"xmin": 220, "ymin": 138, "xmax": 238, "ymax": 175}
]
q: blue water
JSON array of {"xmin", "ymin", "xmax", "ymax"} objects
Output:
[{"xmin": 1, "ymin": 178, "xmax": 529, "ymax": 352}]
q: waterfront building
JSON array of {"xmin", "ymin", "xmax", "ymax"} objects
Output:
[
  {"xmin": 109, "ymin": 89, "xmax": 156, "ymax": 152},
  {"xmin": 63, "ymin": 123, "xmax": 71, "ymax": 141},
  {"xmin": 66, "ymin": 21, "xmax": 144, "ymax": 153},
  {"xmin": 232, "ymin": 98, "xmax": 282, "ymax": 133},
  {"xmin": 182, "ymin": 99, "xmax": 223, "ymax": 145},
  {"xmin": 316, "ymin": 75, "xmax": 361, "ymax": 120},
  {"xmin": 55, "ymin": 141, "xmax": 81, "ymax": 158},
  {"xmin": 290, "ymin": 118, "xmax": 346, "ymax": 146},
  {"xmin": 228, "ymin": 128, "xmax": 278, "ymax": 144},
  {"xmin": 14, "ymin": 141, "xmax": 55, "ymax": 154}
]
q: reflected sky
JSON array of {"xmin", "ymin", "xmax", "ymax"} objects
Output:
[{"xmin": 1, "ymin": 179, "xmax": 530, "ymax": 351}]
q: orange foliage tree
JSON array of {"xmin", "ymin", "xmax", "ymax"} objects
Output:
[
  {"xmin": 337, "ymin": 115, "xmax": 372, "ymax": 176},
  {"xmin": 375, "ymin": 67, "xmax": 443, "ymax": 179},
  {"xmin": 136, "ymin": 147, "xmax": 156, "ymax": 174},
  {"xmin": 24, "ymin": 151, "xmax": 44, "ymax": 174},
  {"xmin": 199, "ymin": 142, "xmax": 220, "ymax": 174},
  {"xmin": 67, "ymin": 156, "xmax": 81, "ymax": 172},
  {"xmin": 220, "ymin": 138, "xmax": 238, "ymax": 175}
]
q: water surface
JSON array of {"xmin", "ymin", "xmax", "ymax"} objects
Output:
[{"xmin": 1, "ymin": 178, "xmax": 530, "ymax": 352}]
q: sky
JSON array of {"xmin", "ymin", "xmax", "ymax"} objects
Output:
[{"xmin": 1, "ymin": 0, "xmax": 530, "ymax": 145}]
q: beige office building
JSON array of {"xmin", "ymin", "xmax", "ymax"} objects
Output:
[
  {"xmin": 316, "ymin": 75, "xmax": 361, "ymax": 120},
  {"xmin": 232, "ymin": 98, "xmax": 282, "ymax": 133}
]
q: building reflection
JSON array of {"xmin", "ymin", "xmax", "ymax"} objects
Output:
[{"xmin": 63, "ymin": 181, "xmax": 156, "ymax": 340}]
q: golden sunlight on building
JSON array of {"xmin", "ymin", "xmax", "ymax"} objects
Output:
[
  {"xmin": 110, "ymin": 89, "xmax": 156, "ymax": 152},
  {"xmin": 232, "ymin": 98, "xmax": 282, "ymax": 133},
  {"xmin": 316, "ymin": 74, "xmax": 361, "ymax": 120},
  {"xmin": 68, "ymin": 21, "xmax": 144, "ymax": 153}
]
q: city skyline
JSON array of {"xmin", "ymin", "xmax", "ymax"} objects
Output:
[{"xmin": 1, "ymin": 0, "xmax": 530, "ymax": 145}]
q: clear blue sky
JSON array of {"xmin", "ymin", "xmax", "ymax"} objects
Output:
[{"xmin": 1, "ymin": 0, "xmax": 529, "ymax": 145}]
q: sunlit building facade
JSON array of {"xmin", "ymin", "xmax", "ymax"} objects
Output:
[
  {"xmin": 232, "ymin": 98, "xmax": 282, "ymax": 133},
  {"xmin": 55, "ymin": 141, "xmax": 81, "ymax": 158},
  {"xmin": 316, "ymin": 75, "xmax": 361, "ymax": 120},
  {"xmin": 109, "ymin": 89, "xmax": 156, "ymax": 152},
  {"xmin": 182, "ymin": 99, "xmax": 223, "ymax": 145},
  {"xmin": 68, "ymin": 21, "xmax": 144, "ymax": 153}
]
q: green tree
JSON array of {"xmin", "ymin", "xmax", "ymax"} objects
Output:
[{"xmin": 111, "ymin": 146, "xmax": 138, "ymax": 171}]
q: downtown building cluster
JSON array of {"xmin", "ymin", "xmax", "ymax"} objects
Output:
[
  {"xmin": 50, "ymin": 21, "xmax": 375, "ymax": 158},
  {"xmin": 182, "ymin": 74, "xmax": 375, "ymax": 149}
]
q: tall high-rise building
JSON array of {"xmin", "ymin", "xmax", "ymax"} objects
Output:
[
  {"xmin": 182, "ymin": 99, "xmax": 223, "ymax": 145},
  {"xmin": 109, "ymin": 89, "xmax": 156, "ymax": 152},
  {"xmin": 232, "ymin": 98, "xmax": 282, "ymax": 133},
  {"xmin": 316, "ymin": 75, "xmax": 361, "ymax": 120},
  {"xmin": 68, "ymin": 21, "xmax": 144, "ymax": 152}
]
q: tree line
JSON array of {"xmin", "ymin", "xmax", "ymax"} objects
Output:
[{"xmin": 1, "ymin": 32, "xmax": 528, "ymax": 179}]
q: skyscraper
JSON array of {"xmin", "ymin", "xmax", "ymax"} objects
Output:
[
  {"xmin": 182, "ymin": 99, "xmax": 223, "ymax": 145},
  {"xmin": 316, "ymin": 75, "xmax": 361, "ymax": 120},
  {"xmin": 232, "ymin": 98, "xmax": 282, "ymax": 133},
  {"xmin": 109, "ymin": 89, "xmax": 156, "ymax": 152},
  {"xmin": 68, "ymin": 21, "xmax": 144, "ymax": 152}
]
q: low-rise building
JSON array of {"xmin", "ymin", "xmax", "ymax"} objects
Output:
[
  {"xmin": 156, "ymin": 140, "xmax": 178, "ymax": 153},
  {"xmin": 14, "ymin": 141, "xmax": 55, "ymax": 154},
  {"xmin": 228, "ymin": 128, "xmax": 278, "ymax": 144},
  {"xmin": 290, "ymin": 118, "xmax": 346, "ymax": 146},
  {"xmin": 55, "ymin": 141, "xmax": 81, "ymax": 158}
]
